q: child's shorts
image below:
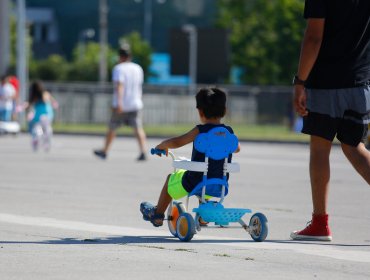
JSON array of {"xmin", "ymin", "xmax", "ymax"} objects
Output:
[{"xmin": 167, "ymin": 169, "xmax": 189, "ymax": 200}]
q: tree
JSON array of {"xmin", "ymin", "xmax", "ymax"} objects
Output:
[
  {"xmin": 217, "ymin": 0, "xmax": 305, "ymax": 85},
  {"xmin": 67, "ymin": 41, "xmax": 116, "ymax": 81},
  {"xmin": 29, "ymin": 55, "xmax": 69, "ymax": 81},
  {"xmin": 65, "ymin": 32, "xmax": 152, "ymax": 81}
]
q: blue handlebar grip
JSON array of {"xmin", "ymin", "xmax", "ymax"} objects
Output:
[{"xmin": 151, "ymin": 148, "xmax": 166, "ymax": 155}]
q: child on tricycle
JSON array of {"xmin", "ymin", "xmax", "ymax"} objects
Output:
[
  {"xmin": 140, "ymin": 87, "xmax": 240, "ymax": 229},
  {"xmin": 141, "ymin": 87, "xmax": 269, "ymax": 242}
]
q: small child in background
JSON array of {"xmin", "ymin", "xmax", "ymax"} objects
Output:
[
  {"xmin": 26, "ymin": 81, "xmax": 58, "ymax": 151},
  {"xmin": 0, "ymin": 75, "xmax": 16, "ymax": 122}
]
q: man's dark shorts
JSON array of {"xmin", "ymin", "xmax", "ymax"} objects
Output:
[
  {"xmin": 302, "ymin": 86, "xmax": 370, "ymax": 147},
  {"xmin": 108, "ymin": 110, "xmax": 143, "ymax": 130}
]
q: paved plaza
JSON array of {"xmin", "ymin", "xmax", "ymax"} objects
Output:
[{"xmin": 0, "ymin": 134, "xmax": 369, "ymax": 279}]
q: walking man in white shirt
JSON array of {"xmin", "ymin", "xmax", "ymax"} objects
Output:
[{"xmin": 94, "ymin": 46, "xmax": 147, "ymax": 161}]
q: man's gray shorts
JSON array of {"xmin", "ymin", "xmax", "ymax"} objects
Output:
[
  {"xmin": 303, "ymin": 86, "xmax": 370, "ymax": 146},
  {"xmin": 108, "ymin": 110, "xmax": 143, "ymax": 130}
]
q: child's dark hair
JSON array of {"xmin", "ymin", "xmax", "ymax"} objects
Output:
[
  {"xmin": 196, "ymin": 87, "xmax": 227, "ymax": 119},
  {"xmin": 29, "ymin": 81, "xmax": 44, "ymax": 104}
]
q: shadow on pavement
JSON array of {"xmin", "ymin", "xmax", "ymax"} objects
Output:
[
  {"xmin": 1, "ymin": 236, "xmax": 370, "ymax": 246},
  {"xmin": 0, "ymin": 235, "xmax": 261, "ymax": 245}
]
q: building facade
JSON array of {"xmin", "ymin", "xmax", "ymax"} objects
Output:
[{"xmin": 25, "ymin": 0, "xmax": 217, "ymax": 59}]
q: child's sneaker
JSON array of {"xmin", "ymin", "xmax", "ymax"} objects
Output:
[
  {"xmin": 140, "ymin": 202, "xmax": 164, "ymax": 227},
  {"xmin": 290, "ymin": 214, "xmax": 332, "ymax": 241}
]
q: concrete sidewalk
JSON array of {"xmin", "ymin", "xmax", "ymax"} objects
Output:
[{"xmin": 0, "ymin": 134, "xmax": 369, "ymax": 279}]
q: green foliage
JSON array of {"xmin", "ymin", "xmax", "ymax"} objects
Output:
[
  {"xmin": 67, "ymin": 42, "xmax": 101, "ymax": 81},
  {"xmin": 217, "ymin": 0, "xmax": 305, "ymax": 85},
  {"xmin": 9, "ymin": 17, "xmax": 17, "ymax": 68},
  {"xmin": 118, "ymin": 32, "xmax": 153, "ymax": 80},
  {"xmin": 29, "ymin": 55, "xmax": 69, "ymax": 81},
  {"xmin": 71, "ymin": 42, "xmax": 117, "ymax": 81},
  {"xmin": 28, "ymin": 32, "xmax": 152, "ymax": 81}
]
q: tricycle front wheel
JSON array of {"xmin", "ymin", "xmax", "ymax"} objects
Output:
[
  {"xmin": 176, "ymin": 213, "xmax": 196, "ymax": 242},
  {"xmin": 249, "ymin": 213, "xmax": 268, "ymax": 242}
]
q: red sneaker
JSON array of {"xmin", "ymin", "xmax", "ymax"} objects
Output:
[{"xmin": 290, "ymin": 214, "xmax": 332, "ymax": 241}]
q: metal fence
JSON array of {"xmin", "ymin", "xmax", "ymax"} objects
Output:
[{"xmin": 43, "ymin": 82, "xmax": 293, "ymax": 125}]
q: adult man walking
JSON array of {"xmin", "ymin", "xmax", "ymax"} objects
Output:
[
  {"xmin": 94, "ymin": 46, "xmax": 147, "ymax": 161},
  {"xmin": 291, "ymin": 0, "xmax": 370, "ymax": 241}
]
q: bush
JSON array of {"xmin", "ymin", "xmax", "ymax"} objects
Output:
[{"xmin": 30, "ymin": 55, "xmax": 69, "ymax": 81}]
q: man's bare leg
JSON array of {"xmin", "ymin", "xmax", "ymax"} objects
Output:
[
  {"xmin": 309, "ymin": 136, "xmax": 332, "ymax": 215},
  {"xmin": 134, "ymin": 127, "xmax": 147, "ymax": 155},
  {"xmin": 341, "ymin": 142, "xmax": 370, "ymax": 184},
  {"xmin": 103, "ymin": 129, "xmax": 116, "ymax": 154}
]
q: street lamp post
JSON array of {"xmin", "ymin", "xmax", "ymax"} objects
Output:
[
  {"xmin": 134, "ymin": 0, "xmax": 166, "ymax": 44},
  {"xmin": 78, "ymin": 29, "xmax": 95, "ymax": 61},
  {"xmin": 182, "ymin": 24, "xmax": 197, "ymax": 95},
  {"xmin": 143, "ymin": 0, "xmax": 152, "ymax": 44},
  {"xmin": 99, "ymin": 0, "xmax": 108, "ymax": 84},
  {"xmin": 16, "ymin": 0, "xmax": 27, "ymax": 105},
  {"xmin": 0, "ymin": 0, "xmax": 11, "ymax": 76}
]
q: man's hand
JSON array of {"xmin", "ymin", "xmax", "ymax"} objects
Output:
[
  {"xmin": 293, "ymin": 85, "xmax": 308, "ymax": 117},
  {"xmin": 115, "ymin": 104, "xmax": 123, "ymax": 114}
]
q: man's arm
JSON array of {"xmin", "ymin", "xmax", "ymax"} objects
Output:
[
  {"xmin": 294, "ymin": 18, "xmax": 325, "ymax": 116},
  {"xmin": 115, "ymin": 81, "xmax": 124, "ymax": 113}
]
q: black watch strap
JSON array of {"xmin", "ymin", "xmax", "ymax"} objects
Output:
[{"xmin": 292, "ymin": 75, "xmax": 306, "ymax": 85}]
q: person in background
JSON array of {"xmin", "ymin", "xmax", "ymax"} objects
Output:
[
  {"xmin": 26, "ymin": 81, "xmax": 58, "ymax": 151},
  {"xmin": 6, "ymin": 74, "xmax": 20, "ymax": 121},
  {"xmin": 291, "ymin": 0, "xmax": 370, "ymax": 241},
  {"xmin": 0, "ymin": 75, "xmax": 16, "ymax": 122},
  {"xmin": 93, "ymin": 45, "xmax": 147, "ymax": 161}
]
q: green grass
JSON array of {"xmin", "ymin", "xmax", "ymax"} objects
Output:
[{"xmin": 53, "ymin": 122, "xmax": 310, "ymax": 143}]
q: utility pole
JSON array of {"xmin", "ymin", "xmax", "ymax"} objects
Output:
[
  {"xmin": 16, "ymin": 0, "xmax": 27, "ymax": 104},
  {"xmin": 99, "ymin": 0, "xmax": 108, "ymax": 84},
  {"xmin": 135, "ymin": 0, "xmax": 166, "ymax": 45},
  {"xmin": 182, "ymin": 24, "xmax": 197, "ymax": 95},
  {"xmin": 0, "ymin": 0, "xmax": 11, "ymax": 76},
  {"xmin": 143, "ymin": 0, "xmax": 152, "ymax": 44}
]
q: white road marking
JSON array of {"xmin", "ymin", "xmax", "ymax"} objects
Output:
[{"xmin": 0, "ymin": 213, "xmax": 369, "ymax": 263}]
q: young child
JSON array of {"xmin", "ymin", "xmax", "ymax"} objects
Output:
[
  {"xmin": 140, "ymin": 87, "xmax": 240, "ymax": 227},
  {"xmin": 26, "ymin": 81, "xmax": 58, "ymax": 151},
  {"xmin": 0, "ymin": 75, "xmax": 16, "ymax": 122}
]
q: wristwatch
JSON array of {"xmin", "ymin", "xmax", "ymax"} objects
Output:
[{"xmin": 292, "ymin": 75, "xmax": 306, "ymax": 86}]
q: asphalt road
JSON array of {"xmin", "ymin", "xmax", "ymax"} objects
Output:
[{"xmin": 0, "ymin": 134, "xmax": 369, "ymax": 280}]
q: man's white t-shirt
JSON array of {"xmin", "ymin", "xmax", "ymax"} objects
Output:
[
  {"xmin": 0, "ymin": 83, "xmax": 16, "ymax": 110},
  {"xmin": 112, "ymin": 61, "xmax": 144, "ymax": 112}
]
